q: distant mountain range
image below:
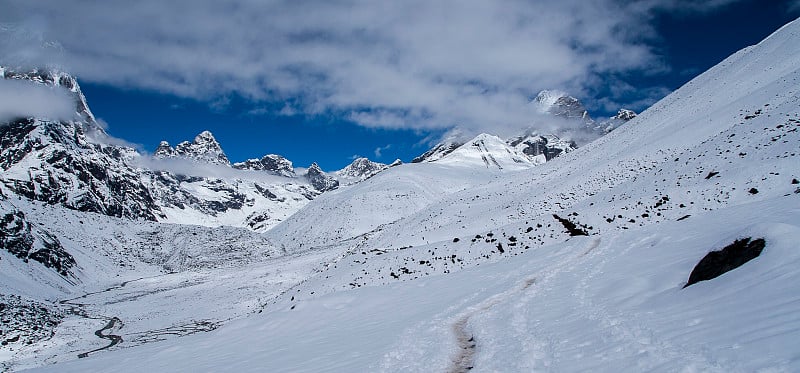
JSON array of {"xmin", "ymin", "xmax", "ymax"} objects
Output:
[{"xmin": 0, "ymin": 69, "xmax": 635, "ymax": 233}]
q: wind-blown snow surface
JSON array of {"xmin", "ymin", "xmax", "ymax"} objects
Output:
[
  {"xmin": 30, "ymin": 200, "xmax": 800, "ymax": 372},
  {"xmin": 13, "ymin": 16, "xmax": 800, "ymax": 373}
]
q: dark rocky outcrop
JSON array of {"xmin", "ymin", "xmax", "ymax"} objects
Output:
[
  {"xmin": 305, "ymin": 163, "xmax": 339, "ymax": 192},
  {"xmin": 0, "ymin": 208, "xmax": 76, "ymax": 278},
  {"xmin": 508, "ymin": 133, "xmax": 577, "ymax": 161},
  {"xmin": 552, "ymin": 214, "xmax": 589, "ymax": 236},
  {"xmin": 684, "ymin": 237, "xmax": 766, "ymax": 288}
]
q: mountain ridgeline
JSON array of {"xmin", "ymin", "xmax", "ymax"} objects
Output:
[{"xmin": 0, "ymin": 68, "xmax": 636, "ymax": 234}]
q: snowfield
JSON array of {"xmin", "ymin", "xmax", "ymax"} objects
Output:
[
  {"xmin": 21, "ymin": 197, "xmax": 800, "ymax": 372},
  {"xmin": 2, "ymin": 15, "xmax": 800, "ymax": 373}
]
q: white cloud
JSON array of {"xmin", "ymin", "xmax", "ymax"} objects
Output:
[
  {"xmin": 374, "ymin": 144, "xmax": 392, "ymax": 158},
  {"xmin": 0, "ymin": 0, "xmax": 746, "ymax": 134},
  {"xmin": 0, "ymin": 78, "xmax": 76, "ymax": 123}
]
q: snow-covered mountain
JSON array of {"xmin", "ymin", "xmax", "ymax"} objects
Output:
[
  {"xmin": 433, "ymin": 133, "xmax": 535, "ymax": 169},
  {"xmin": 0, "ymin": 69, "xmax": 354, "ymax": 234},
  {"xmin": 154, "ymin": 131, "xmax": 230, "ymax": 166},
  {"xmin": 233, "ymin": 154, "xmax": 295, "ymax": 177},
  {"xmin": 0, "ymin": 68, "xmax": 165, "ymax": 222},
  {"xmin": 534, "ymin": 89, "xmax": 594, "ymax": 124},
  {"xmin": 3, "ymin": 17, "xmax": 800, "ymax": 373},
  {"xmin": 411, "ymin": 90, "xmax": 635, "ymax": 169},
  {"xmin": 413, "ymin": 130, "xmax": 577, "ymax": 167},
  {"xmin": 335, "ymin": 157, "xmax": 395, "ymax": 185}
]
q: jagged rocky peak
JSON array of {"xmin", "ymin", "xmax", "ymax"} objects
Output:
[
  {"xmin": 154, "ymin": 141, "xmax": 174, "ymax": 157},
  {"xmin": 0, "ymin": 68, "xmax": 164, "ymax": 221},
  {"xmin": 534, "ymin": 90, "xmax": 593, "ymax": 123},
  {"xmin": 155, "ymin": 130, "xmax": 231, "ymax": 166},
  {"xmin": 306, "ymin": 163, "xmax": 339, "ymax": 192},
  {"xmin": 1, "ymin": 66, "xmax": 96, "ymax": 124},
  {"xmin": 336, "ymin": 157, "xmax": 390, "ymax": 182},
  {"xmin": 338, "ymin": 157, "xmax": 388, "ymax": 180},
  {"xmin": 233, "ymin": 154, "xmax": 295, "ymax": 177}
]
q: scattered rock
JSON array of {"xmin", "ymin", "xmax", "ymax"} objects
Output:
[{"xmin": 552, "ymin": 214, "xmax": 589, "ymax": 236}]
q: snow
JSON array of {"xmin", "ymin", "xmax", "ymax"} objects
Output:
[
  {"xmin": 3, "ymin": 15, "xmax": 800, "ymax": 373},
  {"xmin": 23, "ymin": 197, "xmax": 800, "ymax": 372},
  {"xmin": 533, "ymin": 89, "xmax": 569, "ymax": 112},
  {"xmin": 434, "ymin": 133, "xmax": 535, "ymax": 170}
]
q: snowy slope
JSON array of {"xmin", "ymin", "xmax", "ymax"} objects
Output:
[
  {"xmin": 268, "ymin": 162, "xmax": 505, "ymax": 250},
  {"xmin": 5, "ymin": 16, "xmax": 800, "ymax": 373},
  {"xmin": 434, "ymin": 133, "xmax": 536, "ymax": 170},
  {"xmin": 30, "ymin": 198, "xmax": 800, "ymax": 372}
]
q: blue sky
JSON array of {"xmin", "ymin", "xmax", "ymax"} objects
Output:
[{"xmin": 2, "ymin": 0, "xmax": 799, "ymax": 170}]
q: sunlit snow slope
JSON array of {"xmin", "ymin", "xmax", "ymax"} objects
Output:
[{"xmin": 24, "ymin": 17, "xmax": 800, "ymax": 373}]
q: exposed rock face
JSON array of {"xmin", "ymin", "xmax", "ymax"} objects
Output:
[
  {"xmin": 145, "ymin": 171, "xmax": 249, "ymax": 216},
  {"xmin": 508, "ymin": 133, "xmax": 577, "ymax": 162},
  {"xmin": 233, "ymin": 154, "xmax": 295, "ymax": 177},
  {"xmin": 155, "ymin": 131, "xmax": 230, "ymax": 166},
  {"xmin": 550, "ymin": 96, "xmax": 593, "ymax": 123},
  {"xmin": 0, "ymin": 294, "xmax": 65, "ymax": 349},
  {"xmin": 613, "ymin": 108, "xmax": 637, "ymax": 122},
  {"xmin": 0, "ymin": 68, "xmax": 164, "ymax": 221},
  {"xmin": 154, "ymin": 141, "xmax": 174, "ymax": 158},
  {"xmin": 0, "ymin": 205, "xmax": 75, "ymax": 278},
  {"xmin": 306, "ymin": 163, "xmax": 339, "ymax": 192},
  {"xmin": 684, "ymin": 237, "xmax": 766, "ymax": 288},
  {"xmin": 596, "ymin": 108, "xmax": 638, "ymax": 133}
]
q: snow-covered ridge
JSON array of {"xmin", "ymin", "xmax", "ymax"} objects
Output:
[
  {"xmin": 154, "ymin": 130, "xmax": 230, "ymax": 166},
  {"xmin": 412, "ymin": 91, "xmax": 635, "ymax": 168}
]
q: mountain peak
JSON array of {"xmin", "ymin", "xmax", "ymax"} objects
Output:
[
  {"xmin": 233, "ymin": 154, "xmax": 295, "ymax": 177},
  {"xmin": 534, "ymin": 89, "xmax": 569, "ymax": 110},
  {"xmin": 306, "ymin": 163, "xmax": 339, "ymax": 192},
  {"xmin": 194, "ymin": 130, "xmax": 217, "ymax": 143},
  {"xmin": 533, "ymin": 89, "xmax": 593, "ymax": 124},
  {"xmin": 2, "ymin": 66, "xmax": 97, "ymax": 125},
  {"xmin": 155, "ymin": 131, "xmax": 231, "ymax": 166},
  {"xmin": 337, "ymin": 157, "xmax": 388, "ymax": 183}
]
